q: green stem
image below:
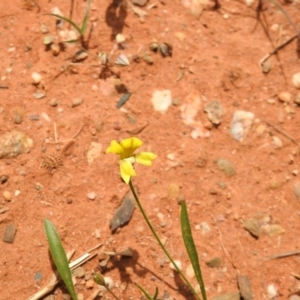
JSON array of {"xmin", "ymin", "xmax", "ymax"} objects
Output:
[{"xmin": 129, "ymin": 180, "xmax": 201, "ymax": 300}]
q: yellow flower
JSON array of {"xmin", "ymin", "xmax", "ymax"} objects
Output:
[{"xmin": 106, "ymin": 137, "xmax": 157, "ymax": 184}]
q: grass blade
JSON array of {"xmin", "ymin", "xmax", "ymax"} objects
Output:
[
  {"xmin": 181, "ymin": 201, "xmax": 207, "ymax": 300},
  {"xmin": 134, "ymin": 283, "xmax": 156, "ymax": 300},
  {"xmin": 81, "ymin": 0, "xmax": 92, "ymax": 35},
  {"xmin": 44, "ymin": 219, "xmax": 78, "ymax": 300},
  {"xmin": 46, "ymin": 13, "xmax": 82, "ymax": 34}
]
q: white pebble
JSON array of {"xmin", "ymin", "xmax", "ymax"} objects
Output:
[
  {"xmin": 267, "ymin": 284, "xmax": 277, "ymax": 298},
  {"xmin": 14, "ymin": 190, "xmax": 21, "ymax": 196},
  {"xmin": 104, "ymin": 276, "xmax": 114, "ymax": 289},
  {"xmin": 272, "ymin": 136, "xmax": 283, "ymax": 149},
  {"xmin": 292, "ymin": 72, "xmax": 300, "ymax": 89},
  {"xmin": 32, "ymin": 72, "xmax": 42, "ymax": 84},
  {"xmin": 169, "ymin": 260, "xmax": 182, "ymax": 271},
  {"xmin": 87, "ymin": 192, "xmax": 96, "ymax": 200}
]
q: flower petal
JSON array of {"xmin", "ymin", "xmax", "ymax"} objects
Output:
[
  {"xmin": 135, "ymin": 152, "xmax": 157, "ymax": 166},
  {"xmin": 120, "ymin": 137, "xmax": 143, "ymax": 158},
  {"xmin": 120, "ymin": 159, "xmax": 136, "ymax": 184},
  {"xmin": 106, "ymin": 140, "xmax": 124, "ymax": 156}
]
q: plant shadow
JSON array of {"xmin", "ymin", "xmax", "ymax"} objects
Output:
[
  {"xmin": 102, "ymin": 249, "xmax": 194, "ymax": 299},
  {"xmin": 105, "ymin": 0, "xmax": 128, "ymax": 41}
]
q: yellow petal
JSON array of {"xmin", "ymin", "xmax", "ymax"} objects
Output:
[
  {"xmin": 120, "ymin": 137, "xmax": 143, "ymax": 158},
  {"xmin": 106, "ymin": 140, "xmax": 124, "ymax": 156},
  {"xmin": 120, "ymin": 159, "xmax": 136, "ymax": 184},
  {"xmin": 135, "ymin": 152, "xmax": 157, "ymax": 166}
]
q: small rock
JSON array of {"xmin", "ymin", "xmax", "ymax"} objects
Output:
[
  {"xmin": 237, "ymin": 275, "xmax": 253, "ymax": 300},
  {"xmin": 243, "ymin": 218, "xmax": 260, "ymax": 238},
  {"xmin": 278, "ymin": 91, "xmax": 292, "ymax": 103},
  {"xmin": 40, "ymin": 23, "xmax": 49, "ymax": 34},
  {"xmin": 294, "ymin": 182, "xmax": 300, "ymax": 198},
  {"xmin": 216, "ymin": 159, "xmax": 236, "ymax": 176},
  {"xmin": 263, "ymin": 224, "xmax": 285, "ymax": 237},
  {"xmin": 49, "ymin": 98, "xmax": 58, "ymax": 107},
  {"xmin": 2, "ymin": 223, "xmax": 17, "ymax": 243},
  {"xmin": 0, "ymin": 130, "xmax": 33, "ymax": 158},
  {"xmin": 267, "ymin": 284, "xmax": 277, "ymax": 299},
  {"xmin": 211, "ymin": 291, "xmax": 240, "ymax": 300},
  {"xmin": 169, "ymin": 260, "xmax": 182, "ymax": 271},
  {"xmin": 186, "ymin": 263, "xmax": 195, "ymax": 278},
  {"xmin": 110, "ymin": 192, "xmax": 135, "ymax": 231},
  {"xmin": 131, "ymin": 0, "xmax": 148, "ymax": 6},
  {"xmin": 72, "ymin": 98, "xmax": 83, "ymax": 107},
  {"xmin": 204, "ymin": 101, "xmax": 224, "ymax": 125},
  {"xmin": 230, "ymin": 111, "xmax": 254, "ymax": 141},
  {"xmin": 73, "ymin": 267, "xmax": 85, "ymax": 278},
  {"xmin": 33, "ymin": 92, "xmax": 46, "ymax": 99},
  {"xmin": 206, "ymin": 257, "xmax": 221, "ymax": 268},
  {"xmin": 29, "ymin": 114, "xmax": 40, "ymax": 121},
  {"xmin": 0, "ymin": 206, "xmax": 10, "ymax": 214},
  {"xmin": 87, "ymin": 192, "xmax": 96, "ymax": 200},
  {"xmin": 32, "ymin": 72, "xmax": 42, "ymax": 84},
  {"xmin": 0, "ymin": 175, "xmax": 9, "ymax": 184},
  {"xmin": 51, "ymin": 43, "xmax": 60, "ymax": 56},
  {"xmin": 292, "ymin": 72, "xmax": 300, "ymax": 89},
  {"xmin": 295, "ymin": 92, "xmax": 300, "ymax": 105},
  {"xmin": 290, "ymin": 295, "xmax": 300, "ymax": 300},
  {"xmin": 151, "ymin": 90, "xmax": 172, "ymax": 114},
  {"xmin": 3, "ymin": 190, "xmax": 12, "ymax": 201},
  {"xmin": 272, "ymin": 136, "xmax": 283, "ymax": 149},
  {"xmin": 14, "ymin": 112, "xmax": 23, "ymax": 124}
]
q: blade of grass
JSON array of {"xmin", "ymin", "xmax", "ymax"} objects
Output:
[
  {"xmin": 134, "ymin": 283, "xmax": 157, "ymax": 300},
  {"xmin": 81, "ymin": 0, "xmax": 92, "ymax": 35},
  {"xmin": 44, "ymin": 219, "xmax": 78, "ymax": 300},
  {"xmin": 181, "ymin": 201, "xmax": 207, "ymax": 300},
  {"xmin": 46, "ymin": 14, "xmax": 82, "ymax": 34}
]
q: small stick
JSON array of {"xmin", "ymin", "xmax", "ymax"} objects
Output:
[
  {"xmin": 263, "ymin": 250, "xmax": 300, "ymax": 260},
  {"xmin": 264, "ymin": 121, "xmax": 300, "ymax": 148},
  {"xmin": 54, "ymin": 122, "xmax": 58, "ymax": 144},
  {"xmin": 259, "ymin": 33, "xmax": 298, "ymax": 68},
  {"xmin": 209, "ymin": 213, "xmax": 236, "ymax": 269}
]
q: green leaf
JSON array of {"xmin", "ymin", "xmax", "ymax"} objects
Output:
[
  {"xmin": 181, "ymin": 201, "xmax": 207, "ymax": 300},
  {"xmin": 46, "ymin": 13, "xmax": 82, "ymax": 34},
  {"xmin": 134, "ymin": 283, "xmax": 157, "ymax": 300},
  {"xmin": 44, "ymin": 219, "xmax": 78, "ymax": 300},
  {"xmin": 81, "ymin": 0, "xmax": 92, "ymax": 35}
]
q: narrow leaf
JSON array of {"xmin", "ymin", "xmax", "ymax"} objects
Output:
[
  {"xmin": 181, "ymin": 201, "xmax": 207, "ymax": 300},
  {"xmin": 134, "ymin": 282, "xmax": 155, "ymax": 300},
  {"xmin": 44, "ymin": 219, "xmax": 78, "ymax": 300},
  {"xmin": 46, "ymin": 14, "xmax": 82, "ymax": 34},
  {"xmin": 81, "ymin": 0, "xmax": 92, "ymax": 35}
]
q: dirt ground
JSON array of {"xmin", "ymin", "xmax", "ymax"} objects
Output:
[{"xmin": 1, "ymin": 0, "xmax": 300, "ymax": 299}]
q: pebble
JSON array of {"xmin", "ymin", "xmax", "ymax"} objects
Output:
[
  {"xmin": 32, "ymin": 72, "xmax": 42, "ymax": 84},
  {"xmin": 169, "ymin": 260, "xmax": 182, "ymax": 271},
  {"xmin": 278, "ymin": 91, "xmax": 291, "ymax": 103},
  {"xmin": 131, "ymin": 0, "xmax": 148, "ymax": 6},
  {"xmin": 72, "ymin": 98, "xmax": 83, "ymax": 108},
  {"xmin": 243, "ymin": 218, "xmax": 260, "ymax": 238},
  {"xmin": 267, "ymin": 284, "xmax": 277, "ymax": 298},
  {"xmin": 49, "ymin": 98, "xmax": 58, "ymax": 107},
  {"xmin": 14, "ymin": 112, "xmax": 23, "ymax": 124},
  {"xmin": 216, "ymin": 159, "xmax": 236, "ymax": 176},
  {"xmin": 29, "ymin": 114, "xmax": 40, "ymax": 121},
  {"xmin": 2, "ymin": 223, "xmax": 17, "ymax": 243},
  {"xmin": 237, "ymin": 275, "xmax": 253, "ymax": 300},
  {"xmin": 151, "ymin": 90, "xmax": 172, "ymax": 114},
  {"xmin": 292, "ymin": 72, "xmax": 300, "ymax": 89},
  {"xmin": 185, "ymin": 263, "xmax": 195, "ymax": 278},
  {"xmin": 104, "ymin": 276, "xmax": 114, "ymax": 289},
  {"xmin": 3, "ymin": 191, "xmax": 12, "ymax": 201},
  {"xmin": 204, "ymin": 100, "xmax": 224, "ymax": 125},
  {"xmin": 294, "ymin": 92, "xmax": 300, "ymax": 105},
  {"xmin": 272, "ymin": 136, "xmax": 283, "ymax": 148},
  {"xmin": 230, "ymin": 110, "xmax": 254, "ymax": 141},
  {"xmin": 0, "ymin": 175, "xmax": 9, "ymax": 184},
  {"xmin": 206, "ymin": 257, "xmax": 221, "ymax": 268},
  {"xmin": 87, "ymin": 192, "xmax": 96, "ymax": 200},
  {"xmin": 290, "ymin": 295, "xmax": 300, "ymax": 300},
  {"xmin": 73, "ymin": 267, "xmax": 85, "ymax": 278},
  {"xmin": 33, "ymin": 92, "xmax": 46, "ymax": 99}
]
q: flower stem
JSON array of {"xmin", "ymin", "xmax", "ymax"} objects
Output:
[{"xmin": 129, "ymin": 180, "xmax": 201, "ymax": 300}]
